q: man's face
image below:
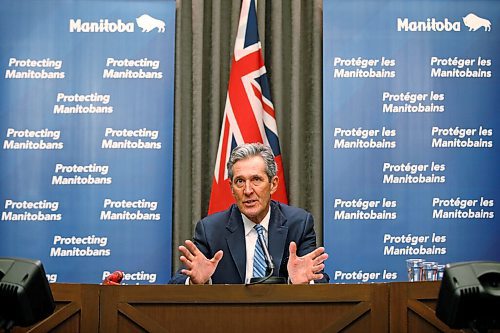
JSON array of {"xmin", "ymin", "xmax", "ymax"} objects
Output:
[{"xmin": 230, "ymin": 156, "xmax": 278, "ymax": 224}]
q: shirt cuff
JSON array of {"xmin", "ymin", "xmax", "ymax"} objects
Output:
[
  {"xmin": 185, "ymin": 276, "xmax": 212, "ymax": 285},
  {"xmin": 287, "ymin": 277, "xmax": 315, "ymax": 285}
]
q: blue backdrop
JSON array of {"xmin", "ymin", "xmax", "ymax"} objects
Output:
[
  {"xmin": 323, "ymin": 0, "xmax": 499, "ymax": 283},
  {"xmin": 0, "ymin": 0, "xmax": 175, "ymax": 284}
]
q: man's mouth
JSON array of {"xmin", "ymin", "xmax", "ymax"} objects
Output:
[{"xmin": 243, "ymin": 199, "xmax": 257, "ymax": 205}]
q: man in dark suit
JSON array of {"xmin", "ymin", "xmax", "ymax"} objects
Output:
[{"xmin": 169, "ymin": 143, "xmax": 328, "ymax": 284}]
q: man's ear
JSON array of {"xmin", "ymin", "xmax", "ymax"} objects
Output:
[{"xmin": 270, "ymin": 176, "xmax": 279, "ymax": 195}]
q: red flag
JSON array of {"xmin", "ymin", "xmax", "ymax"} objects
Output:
[{"xmin": 208, "ymin": 0, "xmax": 288, "ymax": 214}]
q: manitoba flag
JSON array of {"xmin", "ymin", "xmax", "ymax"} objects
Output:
[{"xmin": 208, "ymin": 0, "xmax": 288, "ymax": 214}]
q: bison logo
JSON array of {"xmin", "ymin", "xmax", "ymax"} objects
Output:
[
  {"xmin": 136, "ymin": 14, "xmax": 165, "ymax": 32},
  {"xmin": 463, "ymin": 13, "xmax": 491, "ymax": 31}
]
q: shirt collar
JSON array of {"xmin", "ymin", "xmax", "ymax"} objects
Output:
[{"xmin": 242, "ymin": 207, "xmax": 271, "ymax": 236}]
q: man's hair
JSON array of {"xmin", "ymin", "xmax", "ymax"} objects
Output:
[{"xmin": 227, "ymin": 143, "xmax": 277, "ymax": 181}]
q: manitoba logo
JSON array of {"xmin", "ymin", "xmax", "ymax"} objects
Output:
[
  {"xmin": 69, "ymin": 19, "xmax": 135, "ymax": 33},
  {"xmin": 462, "ymin": 13, "xmax": 491, "ymax": 31},
  {"xmin": 397, "ymin": 13, "xmax": 492, "ymax": 32},
  {"xmin": 397, "ymin": 17, "xmax": 461, "ymax": 32},
  {"xmin": 69, "ymin": 14, "xmax": 165, "ymax": 33}
]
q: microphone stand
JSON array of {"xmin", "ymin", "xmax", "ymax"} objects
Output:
[{"xmin": 247, "ymin": 267, "xmax": 287, "ymax": 284}]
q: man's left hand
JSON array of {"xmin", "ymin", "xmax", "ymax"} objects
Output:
[{"xmin": 287, "ymin": 241, "xmax": 328, "ymax": 284}]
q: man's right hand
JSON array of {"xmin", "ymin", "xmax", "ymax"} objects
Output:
[{"xmin": 179, "ymin": 240, "xmax": 223, "ymax": 284}]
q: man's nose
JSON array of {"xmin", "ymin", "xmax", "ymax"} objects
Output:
[{"xmin": 243, "ymin": 180, "xmax": 254, "ymax": 194}]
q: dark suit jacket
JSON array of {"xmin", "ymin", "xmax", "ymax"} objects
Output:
[{"xmin": 169, "ymin": 200, "xmax": 329, "ymax": 284}]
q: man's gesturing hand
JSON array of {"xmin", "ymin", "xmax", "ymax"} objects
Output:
[
  {"xmin": 179, "ymin": 240, "xmax": 223, "ymax": 284},
  {"xmin": 287, "ymin": 241, "xmax": 328, "ymax": 284}
]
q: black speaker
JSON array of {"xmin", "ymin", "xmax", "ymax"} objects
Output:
[
  {"xmin": 0, "ymin": 257, "xmax": 55, "ymax": 331},
  {"xmin": 436, "ymin": 261, "xmax": 500, "ymax": 332}
]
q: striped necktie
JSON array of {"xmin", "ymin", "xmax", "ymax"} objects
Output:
[{"xmin": 252, "ymin": 224, "xmax": 267, "ymax": 278}]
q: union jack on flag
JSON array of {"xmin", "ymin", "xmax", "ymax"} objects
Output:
[{"xmin": 208, "ymin": 0, "xmax": 288, "ymax": 214}]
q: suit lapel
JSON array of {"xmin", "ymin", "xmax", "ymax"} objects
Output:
[
  {"xmin": 225, "ymin": 207, "xmax": 246, "ymax": 283},
  {"xmin": 268, "ymin": 202, "xmax": 288, "ymax": 274}
]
